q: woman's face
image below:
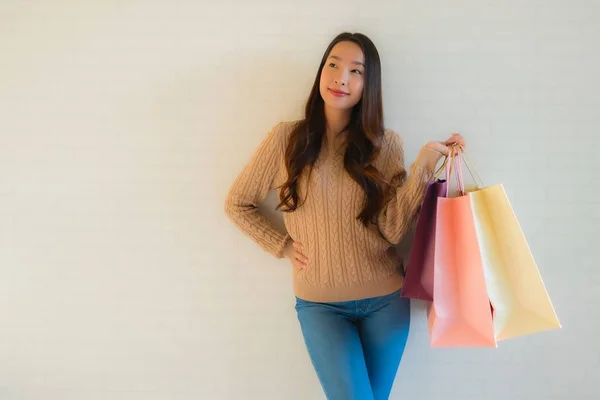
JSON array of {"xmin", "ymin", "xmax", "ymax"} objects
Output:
[{"xmin": 319, "ymin": 41, "xmax": 365, "ymax": 111}]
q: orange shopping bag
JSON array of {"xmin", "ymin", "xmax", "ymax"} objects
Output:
[{"xmin": 428, "ymin": 146, "xmax": 496, "ymax": 348}]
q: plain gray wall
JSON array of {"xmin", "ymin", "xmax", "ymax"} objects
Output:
[{"xmin": 1, "ymin": 1, "xmax": 598, "ymax": 399}]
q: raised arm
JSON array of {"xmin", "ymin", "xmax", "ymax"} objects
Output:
[
  {"xmin": 224, "ymin": 122, "xmax": 291, "ymax": 258},
  {"xmin": 377, "ymin": 130, "xmax": 444, "ymax": 244}
]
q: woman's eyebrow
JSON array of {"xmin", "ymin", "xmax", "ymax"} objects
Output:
[{"xmin": 328, "ymin": 55, "xmax": 365, "ymax": 68}]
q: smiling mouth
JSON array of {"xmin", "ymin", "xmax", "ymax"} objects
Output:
[{"xmin": 329, "ymin": 88, "xmax": 349, "ymax": 95}]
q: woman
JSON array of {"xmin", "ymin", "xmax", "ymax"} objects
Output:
[{"xmin": 224, "ymin": 32, "xmax": 465, "ymax": 400}]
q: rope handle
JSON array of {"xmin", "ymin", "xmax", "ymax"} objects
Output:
[{"xmin": 433, "ymin": 141, "xmax": 485, "ymax": 194}]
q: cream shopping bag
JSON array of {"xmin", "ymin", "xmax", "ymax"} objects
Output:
[{"xmin": 463, "ymin": 154, "xmax": 561, "ymax": 341}]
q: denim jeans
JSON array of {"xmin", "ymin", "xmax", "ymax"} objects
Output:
[{"xmin": 295, "ymin": 289, "xmax": 411, "ymax": 400}]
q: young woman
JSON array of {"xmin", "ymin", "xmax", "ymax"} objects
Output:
[{"xmin": 224, "ymin": 32, "xmax": 465, "ymax": 400}]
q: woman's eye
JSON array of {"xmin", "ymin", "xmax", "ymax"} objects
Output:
[{"xmin": 327, "ymin": 62, "xmax": 362, "ymax": 74}]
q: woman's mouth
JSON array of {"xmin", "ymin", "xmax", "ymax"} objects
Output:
[{"xmin": 328, "ymin": 88, "xmax": 349, "ymax": 97}]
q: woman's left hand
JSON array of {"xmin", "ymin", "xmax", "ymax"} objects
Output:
[{"xmin": 426, "ymin": 133, "xmax": 466, "ymax": 156}]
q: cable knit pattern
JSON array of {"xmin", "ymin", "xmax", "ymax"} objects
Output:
[{"xmin": 224, "ymin": 120, "xmax": 444, "ymax": 302}]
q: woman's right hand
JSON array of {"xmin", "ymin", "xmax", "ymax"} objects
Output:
[{"xmin": 283, "ymin": 240, "xmax": 308, "ymax": 270}]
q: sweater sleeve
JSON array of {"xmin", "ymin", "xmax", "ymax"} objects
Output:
[
  {"xmin": 377, "ymin": 130, "xmax": 444, "ymax": 245},
  {"xmin": 224, "ymin": 122, "xmax": 291, "ymax": 258}
]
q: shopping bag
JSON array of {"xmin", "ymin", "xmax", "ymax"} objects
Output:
[
  {"xmin": 462, "ymin": 154, "xmax": 561, "ymax": 341},
  {"xmin": 401, "ymin": 159, "xmax": 449, "ymax": 301},
  {"xmin": 428, "ymin": 146, "xmax": 497, "ymax": 348}
]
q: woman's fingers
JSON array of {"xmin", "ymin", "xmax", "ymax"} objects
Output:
[
  {"xmin": 295, "ymin": 253, "xmax": 307, "ymax": 268},
  {"xmin": 447, "ymin": 133, "xmax": 466, "ymax": 148},
  {"xmin": 293, "ymin": 252, "xmax": 307, "ymax": 270},
  {"xmin": 293, "ymin": 242, "xmax": 304, "ymax": 252},
  {"xmin": 293, "ymin": 242, "xmax": 308, "ymax": 265}
]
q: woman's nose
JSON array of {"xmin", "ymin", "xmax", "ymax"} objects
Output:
[
  {"xmin": 334, "ymin": 69, "xmax": 349, "ymax": 86},
  {"xmin": 334, "ymin": 75, "xmax": 347, "ymax": 86}
]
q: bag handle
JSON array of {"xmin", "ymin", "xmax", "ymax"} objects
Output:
[
  {"xmin": 456, "ymin": 146, "xmax": 466, "ymax": 195},
  {"xmin": 461, "ymin": 151, "xmax": 485, "ymax": 188},
  {"xmin": 443, "ymin": 145, "xmax": 465, "ymax": 197},
  {"xmin": 434, "ymin": 143, "xmax": 484, "ymax": 195},
  {"xmin": 433, "ymin": 153, "xmax": 450, "ymax": 180},
  {"xmin": 434, "ymin": 142, "xmax": 459, "ymax": 180},
  {"xmin": 446, "ymin": 143, "xmax": 486, "ymax": 196}
]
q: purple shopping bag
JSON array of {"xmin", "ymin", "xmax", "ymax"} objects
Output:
[{"xmin": 401, "ymin": 175, "xmax": 448, "ymax": 301}]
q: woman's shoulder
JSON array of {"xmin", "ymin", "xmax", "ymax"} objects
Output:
[
  {"xmin": 280, "ymin": 119, "xmax": 303, "ymax": 128},
  {"xmin": 382, "ymin": 127, "xmax": 403, "ymax": 143},
  {"xmin": 381, "ymin": 127, "xmax": 405, "ymax": 155},
  {"xmin": 268, "ymin": 119, "xmax": 302, "ymax": 143}
]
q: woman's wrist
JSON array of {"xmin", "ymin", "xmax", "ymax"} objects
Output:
[{"xmin": 416, "ymin": 146, "xmax": 445, "ymax": 172}]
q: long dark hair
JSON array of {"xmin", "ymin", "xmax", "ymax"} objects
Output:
[{"xmin": 276, "ymin": 32, "xmax": 389, "ymax": 226}]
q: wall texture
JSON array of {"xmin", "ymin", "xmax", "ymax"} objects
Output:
[{"xmin": 1, "ymin": 1, "xmax": 598, "ymax": 399}]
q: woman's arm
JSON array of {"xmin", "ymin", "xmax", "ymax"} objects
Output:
[
  {"xmin": 377, "ymin": 131, "xmax": 444, "ymax": 245},
  {"xmin": 224, "ymin": 122, "xmax": 291, "ymax": 258}
]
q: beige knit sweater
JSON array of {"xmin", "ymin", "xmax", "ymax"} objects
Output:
[{"xmin": 224, "ymin": 120, "xmax": 444, "ymax": 302}]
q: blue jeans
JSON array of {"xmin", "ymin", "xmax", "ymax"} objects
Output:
[{"xmin": 295, "ymin": 289, "xmax": 411, "ymax": 400}]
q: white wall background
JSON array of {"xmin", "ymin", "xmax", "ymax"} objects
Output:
[{"xmin": 1, "ymin": 1, "xmax": 598, "ymax": 399}]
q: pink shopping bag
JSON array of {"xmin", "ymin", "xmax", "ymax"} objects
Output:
[{"xmin": 427, "ymin": 146, "xmax": 496, "ymax": 348}]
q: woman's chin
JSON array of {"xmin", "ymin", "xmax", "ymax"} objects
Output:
[{"xmin": 323, "ymin": 98, "xmax": 355, "ymax": 111}]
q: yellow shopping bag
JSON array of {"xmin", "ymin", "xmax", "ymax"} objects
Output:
[{"xmin": 463, "ymin": 154, "xmax": 561, "ymax": 341}]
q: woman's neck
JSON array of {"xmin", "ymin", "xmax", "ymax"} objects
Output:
[{"xmin": 324, "ymin": 105, "xmax": 351, "ymax": 152}]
